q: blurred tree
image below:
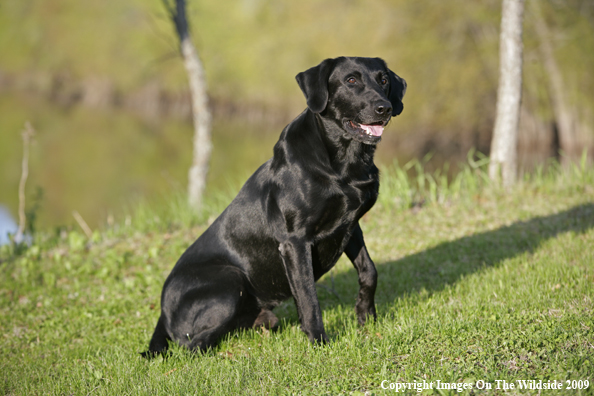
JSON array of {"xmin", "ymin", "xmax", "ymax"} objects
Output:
[
  {"xmin": 489, "ymin": 0, "xmax": 525, "ymax": 187},
  {"xmin": 531, "ymin": 0, "xmax": 578, "ymax": 165},
  {"xmin": 162, "ymin": 0, "xmax": 212, "ymax": 211},
  {"xmin": 15, "ymin": 122, "xmax": 35, "ymax": 244}
]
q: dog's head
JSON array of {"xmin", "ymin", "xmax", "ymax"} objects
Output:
[{"xmin": 296, "ymin": 57, "xmax": 406, "ymax": 145}]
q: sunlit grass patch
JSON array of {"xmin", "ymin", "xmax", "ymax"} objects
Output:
[{"xmin": 1, "ymin": 156, "xmax": 593, "ymax": 395}]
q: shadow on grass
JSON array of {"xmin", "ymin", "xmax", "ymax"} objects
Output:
[{"xmin": 318, "ymin": 202, "xmax": 594, "ymax": 311}]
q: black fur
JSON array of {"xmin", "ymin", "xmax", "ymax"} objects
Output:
[{"xmin": 143, "ymin": 57, "xmax": 406, "ymax": 357}]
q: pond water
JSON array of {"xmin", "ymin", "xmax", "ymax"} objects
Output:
[
  {"xmin": 0, "ymin": 93, "xmax": 282, "ymax": 229},
  {"xmin": 0, "ymin": 93, "xmax": 410, "ymax": 230},
  {"xmin": 0, "ymin": 204, "xmax": 17, "ymax": 245}
]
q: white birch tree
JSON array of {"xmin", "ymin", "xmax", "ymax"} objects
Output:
[
  {"xmin": 162, "ymin": 0, "xmax": 212, "ymax": 210},
  {"xmin": 489, "ymin": 0, "xmax": 525, "ymax": 187}
]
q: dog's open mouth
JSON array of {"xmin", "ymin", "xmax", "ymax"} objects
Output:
[{"xmin": 345, "ymin": 120, "xmax": 385, "ymax": 143}]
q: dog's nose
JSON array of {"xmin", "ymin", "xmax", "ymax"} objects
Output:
[{"xmin": 374, "ymin": 103, "xmax": 392, "ymax": 116}]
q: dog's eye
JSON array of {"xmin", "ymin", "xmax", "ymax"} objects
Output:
[
  {"xmin": 381, "ymin": 77, "xmax": 388, "ymax": 85},
  {"xmin": 346, "ymin": 77, "xmax": 357, "ymax": 84}
]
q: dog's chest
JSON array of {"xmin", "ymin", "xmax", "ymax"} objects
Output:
[
  {"xmin": 336, "ymin": 172, "xmax": 379, "ymax": 216},
  {"xmin": 310, "ymin": 175, "xmax": 378, "ymax": 272},
  {"xmin": 333, "ymin": 170, "xmax": 378, "ymax": 219}
]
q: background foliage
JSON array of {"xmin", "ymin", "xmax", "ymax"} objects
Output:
[
  {"xmin": 2, "ymin": 0, "xmax": 593, "ymax": 135},
  {"xmin": 0, "ymin": 0, "xmax": 593, "ymax": 226}
]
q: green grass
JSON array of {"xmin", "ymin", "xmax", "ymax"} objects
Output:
[{"xmin": 1, "ymin": 157, "xmax": 593, "ymax": 395}]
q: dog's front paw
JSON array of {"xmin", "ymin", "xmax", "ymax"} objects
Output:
[
  {"xmin": 356, "ymin": 304, "xmax": 377, "ymax": 326},
  {"xmin": 303, "ymin": 326, "xmax": 329, "ymax": 345},
  {"xmin": 310, "ymin": 332, "xmax": 329, "ymax": 346}
]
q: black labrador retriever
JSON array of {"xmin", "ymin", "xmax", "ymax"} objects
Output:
[{"xmin": 143, "ymin": 56, "xmax": 406, "ymax": 356}]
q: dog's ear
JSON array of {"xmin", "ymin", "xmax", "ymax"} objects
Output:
[
  {"xmin": 376, "ymin": 58, "xmax": 407, "ymax": 116},
  {"xmin": 295, "ymin": 58, "xmax": 337, "ymax": 114},
  {"xmin": 387, "ymin": 69, "xmax": 407, "ymax": 116}
]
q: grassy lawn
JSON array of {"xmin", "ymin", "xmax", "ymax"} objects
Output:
[{"xmin": 1, "ymin": 159, "xmax": 593, "ymax": 395}]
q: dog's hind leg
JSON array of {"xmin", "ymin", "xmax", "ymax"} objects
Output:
[
  {"xmin": 142, "ymin": 315, "xmax": 170, "ymax": 358},
  {"xmin": 166, "ymin": 267, "xmax": 261, "ymax": 353},
  {"xmin": 252, "ymin": 308, "xmax": 279, "ymax": 329}
]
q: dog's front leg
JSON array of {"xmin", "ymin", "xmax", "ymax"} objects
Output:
[
  {"xmin": 344, "ymin": 224, "xmax": 378, "ymax": 325},
  {"xmin": 279, "ymin": 238, "xmax": 328, "ymax": 344}
]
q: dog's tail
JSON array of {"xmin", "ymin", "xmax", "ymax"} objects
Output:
[{"xmin": 141, "ymin": 315, "xmax": 170, "ymax": 359}]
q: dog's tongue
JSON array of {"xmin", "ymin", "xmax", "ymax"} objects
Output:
[{"xmin": 360, "ymin": 124, "xmax": 384, "ymax": 137}]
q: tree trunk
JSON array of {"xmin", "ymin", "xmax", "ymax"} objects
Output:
[
  {"xmin": 531, "ymin": 0, "xmax": 576, "ymax": 165},
  {"xmin": 164, "ymin": 0, "xmax": 212, "ymax": 211},
  {"xmin": 183, "ymin": 36, "xmax": 212, "ymax": 211},
  {"xmin": 489, "ymin": 0, "xmax": 525, "ymax": 187},
  {"xmin": 15, "ymin": 122, "xmax": 35, "ymax": 244}
]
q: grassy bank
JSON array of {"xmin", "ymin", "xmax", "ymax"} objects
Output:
[{"xmin": 1, "ymin": 158, "xmax": 593, "ymax": 395}]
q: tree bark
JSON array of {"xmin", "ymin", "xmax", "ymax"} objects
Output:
[
  {"xmin": 489, "ymin": 0, "xmax": 525, "ymax": 187},
  {"xmin": 15, "ymin": 122, "xmax": 34, "ymax": 244},
  {"xmin": 531, "ymin": 0, "xmax": 576, "ymax": 165},
  {"xmin": 164, "ymin": 0, "xmax": 212, "ymax": 210}
]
